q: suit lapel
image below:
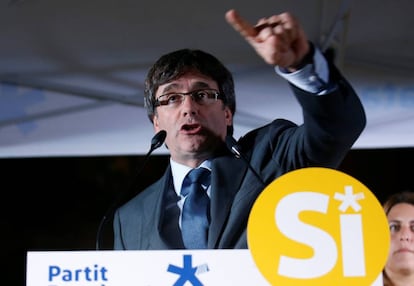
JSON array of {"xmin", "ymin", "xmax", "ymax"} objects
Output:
[
  {"xmin": 142, "ymin": 167, "xmax": 185, "ymax": 249},
  {"xmin": 208, "ymin": 155, "xmax": 247, "ymax": 247},
  {"xmin": 158, "ymin": 173, "xmax": 185, "ymax": 249}
]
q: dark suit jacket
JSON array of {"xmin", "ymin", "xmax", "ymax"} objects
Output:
[{"xmin": 113, "ymin": 66, "xmax": 366, "ymax": 250}]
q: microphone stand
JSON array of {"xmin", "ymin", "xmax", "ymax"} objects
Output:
[
  {"xmin": 225, "ymin": 135, "xmax": 266, "ymax": 188},
  {"xmin": 95, "ymin": 130, "xmax": 167, "ymax": 250}
]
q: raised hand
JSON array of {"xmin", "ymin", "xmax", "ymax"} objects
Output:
[{"xmin": 225, "ymin": 9, "xmax": 310, "ymax": 70}]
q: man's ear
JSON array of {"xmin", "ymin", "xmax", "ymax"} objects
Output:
[
  {"xmin": 153, "ymin": 115, "xmax": 160, "ymax": 132},
  {"xmin": 225, "ymin": 107, "xmax": 233, "ymax": 126}
]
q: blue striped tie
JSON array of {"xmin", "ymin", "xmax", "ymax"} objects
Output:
[{"xmin": 181, "ymin": 168, "xmax": 211, "ymax": 249}]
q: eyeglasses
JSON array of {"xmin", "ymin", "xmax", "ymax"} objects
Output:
[{"xmin": 154, "ymin": 89, "xmax": 224, "ymax": 108}]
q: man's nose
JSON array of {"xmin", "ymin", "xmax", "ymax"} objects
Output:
[{"xmin": 181, "ymin": 94, "xmax": 198, "ymax": 115}]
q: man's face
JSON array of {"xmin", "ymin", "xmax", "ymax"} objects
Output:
[{"xmin": 152, "ymin": 70, "xmax": 233, "ymax": 165}]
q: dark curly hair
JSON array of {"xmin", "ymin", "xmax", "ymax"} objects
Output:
[{"xmin": 143, "ymin": 49, "xmax": 236, "ymax": 127}]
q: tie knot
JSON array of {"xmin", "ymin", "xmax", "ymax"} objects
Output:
[
  {"xmin": 188, "ymin": 167, "xmax": 210, "ymax": 183},
  {"xmin": 181, "ymin": 168, "xmax": 211, "ymax": 196}
]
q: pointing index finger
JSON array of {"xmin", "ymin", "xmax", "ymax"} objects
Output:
[{"xmin": 225, "ymin": 9, "xmax": 258, "ymax": 38}]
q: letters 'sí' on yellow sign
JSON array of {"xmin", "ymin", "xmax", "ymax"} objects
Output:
[{"xmin": 248, "ymin": 167, "xmax": 389, "ymax": 286}]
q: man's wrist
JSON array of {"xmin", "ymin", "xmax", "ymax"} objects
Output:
[
  {"xmin": 275, "ymin": 44, "xmax": 334, "ymax": 95},
  {"xmin": 288, "ymin": 42, "xmax": 315, "ymax": 71}
]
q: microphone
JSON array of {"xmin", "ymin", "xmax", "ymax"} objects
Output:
[
  {"xmin": 149, "ymin": 130, "xmax": 167, "ymax": 152},
  {"xmin": 95, "ymin": 130, "xmax": 167, "ymax": 250},
  {"xmin": 225, "ymin": 135, "xmax": 266, "ymax": 187}
]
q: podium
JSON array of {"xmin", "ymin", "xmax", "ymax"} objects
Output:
[
  {"xmin": 26, "ymin": 249, "xmax": 269, "ymax": 285},
  {"xmin": 26, "ymin": 249, "xmax": 383, "ymax": 285}
]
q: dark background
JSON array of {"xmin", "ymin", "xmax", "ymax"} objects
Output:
[{"xmin": 1, "ymin": 147, "xmax": 413, "ymax": 285}]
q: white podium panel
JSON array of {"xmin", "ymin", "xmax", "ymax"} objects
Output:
[
  {"xmin": 26, "ymin": 249, "xmax": 269, "ymax": 286},
  {"xmin": 27, "ymin": 249, "xmax": 384, "ymax": 286}
]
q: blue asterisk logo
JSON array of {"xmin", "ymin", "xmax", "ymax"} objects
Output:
[{"xmin": 167, "ymin": 254, "xmax": 209, "ymax": 286}]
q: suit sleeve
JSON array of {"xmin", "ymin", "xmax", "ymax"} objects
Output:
[{"xmin": 287, "ymin": 61, "xmax": 366, "ymax": 167}]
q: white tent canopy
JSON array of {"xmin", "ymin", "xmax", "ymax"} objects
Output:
[{"xmin": 1, "ymin": 0, "xmax": 413, "ymax": 158}]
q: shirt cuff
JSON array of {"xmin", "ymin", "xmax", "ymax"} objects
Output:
[{"xmin": 275, "ymin": 47, "xmax": 336, "ymax": 95}]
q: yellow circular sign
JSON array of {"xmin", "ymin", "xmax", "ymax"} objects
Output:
[{"xmin": 247, "ymin": 167, "xmax": 389, "ymax": 286}]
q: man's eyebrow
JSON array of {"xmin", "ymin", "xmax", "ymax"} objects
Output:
[
  {"xmin": 161, "ymin": 83, "xmax": 181, "ymax": 94},
  {"xmin": 161, "ymin": 81, "xmax": 212, "ymax": 94}
]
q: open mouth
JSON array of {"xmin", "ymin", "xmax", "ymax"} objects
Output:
[{"xmin": 182, "ymin": 124, "xmax": 202, "ymax": 133}]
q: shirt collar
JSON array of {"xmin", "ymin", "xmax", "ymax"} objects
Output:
[{"xmin": 170, "ymin": 158, "xmax": 212, "ymax": 196}]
